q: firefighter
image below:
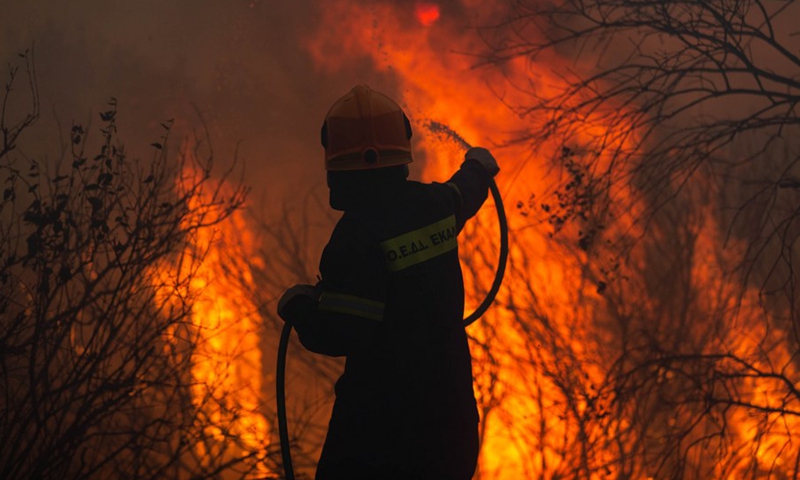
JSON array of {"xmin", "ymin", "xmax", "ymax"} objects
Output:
[{"xmin": 277, "ymin": 85, "xmax": 499, "ymax": 479}]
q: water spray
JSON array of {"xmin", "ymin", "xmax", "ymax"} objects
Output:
[
  {"xmin": 276, "ymin": 122, "xmax": 509, "ymax": 478},
  {"xmin": 425, "ymin": 120, "xmax": 509, "ymax": 325}
]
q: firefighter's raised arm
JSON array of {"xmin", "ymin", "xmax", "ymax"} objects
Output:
[{"xmin": 444, "ymin": 146, "xmax": 500, "ymax": 231}]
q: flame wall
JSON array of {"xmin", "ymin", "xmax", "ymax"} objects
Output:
[
  {"xmin": 4, "ymin": 0, "xmax": 798, "ymax": 478},
  {"xmin": 304, "ymin": 1, "xmax": 799, "ymax": 478},
  {"xmin": 154, "ymin": 158, "xmax": 271, "ymax": 478}
]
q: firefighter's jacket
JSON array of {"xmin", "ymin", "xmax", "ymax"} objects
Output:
[{"xmin": 283, "ymin": 160, "xmax": 491, "ymax": 478}]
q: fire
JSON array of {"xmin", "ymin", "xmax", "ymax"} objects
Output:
[
  {"xmin": 304, "ymin": 1, "xmax": 799, "ymax": 478},
  {"xmin": 415, "ymin": 2, "xmax": 440, "ymax": 27},
  {"xmin": 156, "ymin": 157, "xmax": 270, "ymax": 477},
  {"xmin": 305, "ymin": 3, "xmax": 611, "ymax": 476}
]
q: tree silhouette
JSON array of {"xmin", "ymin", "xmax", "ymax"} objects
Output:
[
  {"xmin": 464, "ymin": 1, "xmax": 800, "ymax": 477},
  {"xmin": 0, "ymin": 52, "xmax": 270, "ymax": 479},
  {"xmin": 483, "ymin": 0, "xmax": 800, "ymax": 302}
]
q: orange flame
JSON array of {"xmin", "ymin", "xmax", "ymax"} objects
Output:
[
  {"xmin": 155, "ymin": 157, "xmax": 270, "ymax": 477},
  {"xmin": 305, "ymin": 4, "xmax": 618, "ymax": 475},
  {"xmin": 415, "ymin": 2, "xmax": 440, "ymax": 27},
  {"xmin": 304, "ymin": 1, "xmax": 799, "ymax": 478}
]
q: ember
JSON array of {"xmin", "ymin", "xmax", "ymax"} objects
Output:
[{"xmin": 414, "ymin": 2, "xmax": 440, "ymax": 27}]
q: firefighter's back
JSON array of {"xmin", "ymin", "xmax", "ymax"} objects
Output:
[{"xmin": 320, "ymin": 179, "xmax": 479, "ymax": 479}]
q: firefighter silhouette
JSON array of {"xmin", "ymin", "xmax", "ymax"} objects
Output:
[{"xmin": 278, "ymin": 85, "xmax": 499, "ymax": 479}]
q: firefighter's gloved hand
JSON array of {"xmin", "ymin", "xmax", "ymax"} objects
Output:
[
  {"xmin": 465, "ymin": 147, "xmax": 499, "ymax": 177},
  {"xmin": 278, "ymin": 284, "xmax": 319, "ymax": 323}
]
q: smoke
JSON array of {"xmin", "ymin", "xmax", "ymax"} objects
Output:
[
  {"xmin": 0, "ymin": 0, "xmax": 393, "ymax": 208},
  {"xmin": 1, "ymin": 4, "xmax": 394, "ymax": 475},
  {"xmin": 1, "ymin": 0, "xmax": 519, "ymax": 205}
]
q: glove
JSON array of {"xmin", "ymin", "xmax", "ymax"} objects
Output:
[
  {"xmin": 465, "ymin": 147, "xmax": 499, "ymax": 177},
  {"xmin": 277, "ymin": 284, "xmax": 319, "ymax": 322}
]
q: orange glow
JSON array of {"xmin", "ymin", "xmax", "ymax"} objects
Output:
[
  {"xmin": 304, "ymin": 1, "xmax": 799, "ymax": 478},
  {"xmin": 414, "ymin": 2, "xmax": 440, "ymax": 27},
  {"xmin": 304, "ymin": 2, "xmax": 629, "ymax": 477},
  {"xmin": 156, "ymin": 157, "xmax": 270, "ymax": 477}
]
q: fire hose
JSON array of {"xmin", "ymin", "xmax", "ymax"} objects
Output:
[{"xmin": 276, "ymin": 123, "xmax": 508, "ymax": 479}]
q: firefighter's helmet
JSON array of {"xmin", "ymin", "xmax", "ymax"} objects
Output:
[{"xmin": 321, "ymin": 85, "xmax": 413, "ymax": 171}]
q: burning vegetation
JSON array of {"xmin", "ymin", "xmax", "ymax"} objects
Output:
[
  {"xmin": 0, "ymin": 54, "xmax": 269, "ymax": 478},
  {"xmin": 1, "ymin": 0, "xmax": 799, "ymax": 478},
  {"xmin": 302, "ymin": 1, "xmax": 800, "ymax": 478}
]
